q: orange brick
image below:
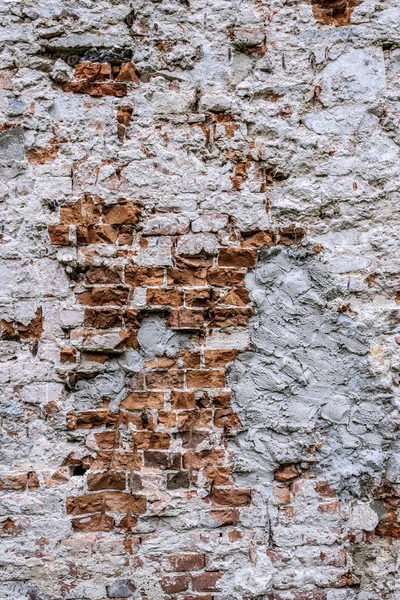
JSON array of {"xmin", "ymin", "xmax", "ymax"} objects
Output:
[
  {"xmin": 102, "ymin": 202, "xmax": 141, "ymax": 225},
  {"xmin": 218, "ymin": 248, "xmax": 257, "ymax": 268},
  {"xmin": 146, "ymin": 370, "xmax": 185, "ymax": 389},
  {"xmin": 77, "ymin": 287, "xmax": 129, "ymax": 306},
  {"xmin": 125, "ymin": 267, "xmax": 164, "ymax": 286},
  {"xmin": 147, "ymin": 288, "xmax": 183, "ymax": 307},
  {"xmin": 131, "ymin": 431, "xmax": 170, "ymax": 450},
  {"xmin": 120, "ymin": 392, "xmax": 165, "ymax": 410},
  {"xmin": 204, "ymin": 349, "xmax": 239, "ymax": 367},
  {"xmin": 66, "ymin": 492, "xmax": 145, "ymax": 515},
  {"xmin": 48, "ymin": 224, "xmax": 69, "ymax": 245},
  {"xmin": 167, "ymin": 310, "xmax": 204, "ymax": 330},
  {"xmin": 76, "ymin": 224, "xmax": 118, "ymax": 245},
  {"xmin": 218, "ymin": 288, "xmax": 249, "ymax": 306},
  {"xmin": 60, "ymin": 348, "xmax": 77, "ymax": 363},
  {"xmin": 211, "ymin": 487, "xmax": 251, "ymax": 507},
  {"xmin": 187, "ymin": 369, "xmax": 225, "ymax": 389},
  {"xmin": 209, "ymin": 308, "xmax": 252, "ymax": 328},
  {"xmin": 167, "ymin": 268, "xmax": 207, "ymax": 287},
  {"xmin": 171, "ymin": 391, "xmax": 196, "ymax": 409},
  {"xmin": 207, "ymin": 268, "xmax": 245, "ymax": 287}
]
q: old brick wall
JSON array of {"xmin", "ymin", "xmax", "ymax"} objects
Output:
[{"xmin": 1, "ymin": 0, "xmax": 400, "ymax": 599}]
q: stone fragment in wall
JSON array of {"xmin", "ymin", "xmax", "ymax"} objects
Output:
[
  {"xmin": 347, "ymin": 502, "xmax": 379, "ymax": 532},
  {"xmin": 0, "ymin": 127, "xmax": 26, "ymax": 179},
  {"xmin": 50, "ymin": 58, "xmax": 73, "ymax": 84},
  {"xmin": 233, "ymin": 547, "xmax": 274, "ymax": 597}
]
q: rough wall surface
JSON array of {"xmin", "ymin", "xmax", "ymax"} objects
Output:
[{"xmin": 1, "ymin": 0, "xmax": 400, "ymax": 599}]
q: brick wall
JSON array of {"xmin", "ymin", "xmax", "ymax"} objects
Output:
[{"xmin": 1, "ymin": 0, "xmax": 400, "ymax": 599}]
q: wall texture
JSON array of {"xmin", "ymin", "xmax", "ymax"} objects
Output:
[{"xmin": 1, "ymin": 0, "xmax": 400, "ymax": 599}]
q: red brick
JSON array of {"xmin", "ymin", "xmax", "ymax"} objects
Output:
[
  {"xmin": 85, "ymin": 267, "xmax": 122, "ymax": 284},
  {"xmin": 60, "ymin": 347, "xmax": 76, "ymax": 363},
  {"xmin": 204, "ymin": 349, "xmax": 239, "ymax": 367},
  {"xmin": 274, "ymin": 464, "xmax": 299, "ymax": 482},
  {"xmin": 272, "ymin": 484, "xmax": 291, "ymax": 505},
  {"xmin": 124, "ymin": 309, "xmax": 142, "ymax": 329},
  {"xmin": 147, "ymin": 288, "xmax": 183, "ymax": 307},
  {"xmin": 102, "ymin": 202, "xmax": 141, "ymax": 225},
  {"xmin": 48, "ymin": 224, "xmax": 69, "ymax": 245},
  {"xmin": 177, "ymin": 350, "xmax": 201, "ymax": 368},
  {"xmin": 178, "ymin": 409, "xmax": 212, "ymax": 430},
  {"xmin": 209, "ymin": 308, "xmax": 252, "ymax": 328},
  {"xmin": 278, "ymin": 225, "xmax": 306, "ymax": 246},
  {"xmin": 214, "ymin": 409, "xmax": 241, "ymax": 430},
  {"xmin": 120, "ymin": 392, "xmax": 165, "ymax": 410},
  {"xmin": 115, "ymin": 62, "xmax": 140, "ymax": 83},
  {"xmin": 60, "ymin": 196, "xmax": 102, "ymax": 225},
  {"xmin": 170, "ymin": 391, "xmax": 196, "ymax": 409},
  {"xmin": 143, "ymin": 451, "xmax": 181, "ymax": 470},
  {"xmin": 185, "ymin": 288, "xmax": 215, "ymax": 308},
  {"xmin": 187, "ymin": 369, "xmax": 225, "ymax": 389},
  {"xmin": 211, "ymin": 487, "xmax": 251, "ymax": 506},
  {"xmin": 76, "ymin": 224, "xmax": 118, "ymax": 245},
  {"xmin": 168, "ymin": 268, "xmax": 207, "ymax": 287},
  {"xmin": 87, "ymin": 471, "xmax": 126, "ymax": 492},
  {"xmin": 77, "ymin": 287, "xmax": 129, "ymax": 307},
  {"xmin": 84, "ymin": 308, "xmax": 123, "ymax": 328},
  {"xmin": 67, "ymin": 410, "xmax": 117, "ymax": 430},
  {"xmin": 183, "ymin": 450, "xmax": 225, "ymax": 470},
  {"xmin": 74, "ymin": 62, "xmax": 111, "ymax": 81},
  {"xmin": 131, "ymin": 431, "xmax": 170, "ymax": 450},
  {"xmin": 72, "ymin": 513, "xmax": 115, "ymax": 533},
  {"xmin": 191, "ymin": 572, "xmax": 221, "ymax": 592},
  {"xmin": 62, "ymin": 81, "xmax": 127, "ymax": 97},
  {"xmin": 125, "ymin": 267, "xmax": 164, "ymax": 286},
  {"xmin": 160, "ymin": 575, "xmax": 189, "ymax": 594},
  {"xmin": 117, "ymin": 105, "xmax": 133, "ymax": 126},
  {"xmin": 166, "ymin": 554, "xmax": 205, "ymax": 572},
  {"xmin": 207, "ymin": 268, "xmax": 245, "ymax": 287},
  {"xmin": 94, "ymin": 431, "xmax": 117, "ymax": 450},
  {"xmin": 218, "ymin": 248, "xmax": 257, "ymax": 268},
  {"xmin": 241, "ymin": 231, "xmax": 276, "ymax": 248},
  {"xmin": 0, "ymin": 474, "xmax": 27, "ymax": 491},
  {"xmin": 218, "ymin": 288, "xmax": 249, "ymax": 306},
  {"xmin": 167, "ymin": 309, "xmax": 204, "ymax": 330},
  {"xmin": 209, "ymin": 508, "xmax": 240, "ymax": 527},
  {"xmin": 146, "ymin": 370, "xmax": 185, "ymax": 389},
  {"xmin": 66, "ymin": 492, "xmax": 146, "ymax": 515}
]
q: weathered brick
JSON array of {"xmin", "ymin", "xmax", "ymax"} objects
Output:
[
  {"xmin": 209, "ymin": 307, "xmax": 252, "ymax": 328},
  {"xmin": 48, "ymin": 224, "xmax": 69, "ymax": 245},
  {"xmin": 204, "ymin": 349, "xmax": 239, "ymax": 367},
  {"xmin": 187, "ymin": 369, "xmax": 225, "ymax": 389},
  {"xmin": 60, "ymin": 347, "xmax": 77, "ymax": 363},
  {"xmin": 115, "ymin": 62, "xmax": 140, "ymax": 83},
  {"xmin": 77, "ymin": 287, "xmax": 129, "ymax": 307},
  {"xmin": 218, "ymin": 248, "xmax": 257, "ymax": 268},
  {"xmin": 146, "ymin": 370, "xmax": 185, "ymax": 389},
  {"xmin": 274, "ymin": 464, "xmax": 299, "ymax": 482},
  {"xmin": 72, "ymin": 513, "xmax": 115, "ymax": 533},
  {"xmin": 76, "ymin": 224, "xmax": 118, "ymax": 245},
  {"xmin": 66, "ymin": 492, "xmax": 146, "ymax": 515},
  {"xmin": 191, "ymin": 572, "xmax": 221, "ymax": 592},
  {"xmin": 63, "ymin": 81, "xmax": 127, "ymax": 97},
  {"xmin": 143, "ymin": 451, "xmax": 181, "ymax": 470},
  {"xmin": 166, "ymin": 471, "xmax": 190, "ymax": 489},
  {"xmin": 207, "ymin": 268, "xmax": 246, "ymax": 287},
  {"xmin": 185, "ymin": 288, "xmax": 215, "ymax": 307},
  {"xmin": 167, "ymin": 268, "xmax": 207, "ymax": 287},
  {"xmin": 120, "ymin": 392, "xmax": 165, "ymax": 410},
  {"xmin": 125, "ymin": 267, "xmax": 165, "ymax": 286},
  {"xmin": 166, "ymin": 553, "xmax": 205, "ymax": 572},
  {"xmin": 147, "ymin": 288, "xmax": 183, "ymax": 307},
  {"xmin": 214, "ymin": 408, "xmax": 241, "ymax": 430},
  {"xmin": 87, "ymin": 471, "xmax": 126, "ymax": 492},
  {"xmin": 85, "ymin": 267, "xmax": 122, "ymax": 285},
  {"xmin": 84, "ymin": 308, "xmax": 123, "ymax": 328},
  {"xmin": 102, "ymin": 202, "xmax": 141, "ymax": 225},
  {"xmin": 160, "ymin": 574, "xmax": 189, "ymax": 594},
  {"xmin": 218, "ymin": 287, "xmax": 249, "ymax": 306},
  {"xmin": 211, "ymin": 487, "xmax": 251, "ymax": 506},
  {"xmin": 131, "ymin": 431, "xmax": 170, "ymax": 450},
  {"xmin": 170, "ymin": 391, "xmax": 196, "ymax": 409},
  {"xmin": 74, "ymin": 62, "xmax": 111, "ymax": 81},
  {"xmin": 167, "ymin": 309, "xmax": 204, "ymax": 330}
]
